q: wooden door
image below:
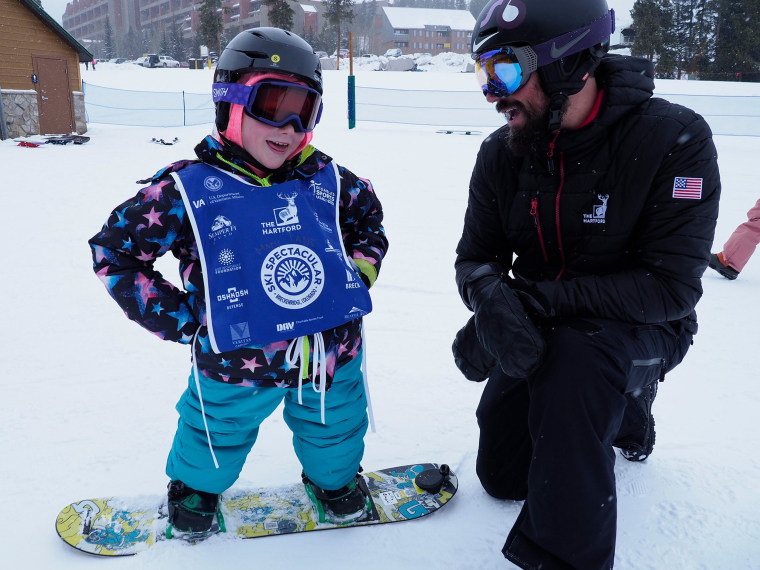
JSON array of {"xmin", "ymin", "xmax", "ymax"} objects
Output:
[{"xmin": 32, "ymin": 55, "xmax": 75, "ymax": 135}]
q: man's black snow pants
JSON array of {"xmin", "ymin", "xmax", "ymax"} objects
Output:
[{"xmin": 475, "ymin": 318, "xmax": 693, "ymax": 570}]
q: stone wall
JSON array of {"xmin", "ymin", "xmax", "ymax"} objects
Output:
[
  {"xmin": 1, "ymin": 89, "xmax": 87, "ymax": 138},
  {"xmin": 1, "ymin": 89, "xmax": 39, "ymax": 138},
  {"xmin": 73, "ymin": 91, "xmax": 86, "ymax": 134}
]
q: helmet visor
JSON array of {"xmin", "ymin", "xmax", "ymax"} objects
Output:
[
  {"xmin": 213, "ymin": 80, "xmax": 323, "ymax": 132},
  {"xmin": 475, "ymin": 47, "xmax": 535, "ymax": 98}
]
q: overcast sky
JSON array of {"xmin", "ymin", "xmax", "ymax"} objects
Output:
[{"xmin": 42, "ymin": 0, "xmax": 634, "ymax": 34}]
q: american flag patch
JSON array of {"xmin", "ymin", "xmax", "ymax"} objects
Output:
[{"xmin": 672, "ymin": 177, "xmax": 703, "ymax": 199}]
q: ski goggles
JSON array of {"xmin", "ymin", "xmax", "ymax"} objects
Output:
[
  {"xmin": 474, "ymin": 46, "xmax": 538, "ymax": 98},
  {"xmin": 474, "ymin": 10, "xmax": 615, "ymax": 98},
  {"xmin": 212, "ymin": 80, "xmax": 323, "ymax": 132}
]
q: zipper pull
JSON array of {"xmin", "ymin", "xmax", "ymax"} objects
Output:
[
  {"xmin": 546, "ymin": 134, "xmax": 559, "ymax": 175},
  {"xmin": 530, "ymin": 197, "xmax": 538, "ymax": 225}
]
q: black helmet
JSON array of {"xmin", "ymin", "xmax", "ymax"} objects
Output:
[
  {"xmin": 472, "ymin": 0, "xmax": 613, "ymax": 56},
  {"xmin": 214, "ymin": 27, "xmax": 322, "ymax": 131},
  {"xmin": 472, "ymin": 0, "xmax": 615, "ymax": 129}
]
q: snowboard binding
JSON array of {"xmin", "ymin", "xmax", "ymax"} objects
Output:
[{"xmin": 414, "ymin": 464, "xmax": 451, "ymax": 494}]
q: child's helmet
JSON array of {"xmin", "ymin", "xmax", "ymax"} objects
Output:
[
  {"xmin": 471, "ymin": 0, "xmax": 614, "ymax": 128},
  {"xmin": 214, "ymin": 28, "xmax": 322, "ymax": 132}
]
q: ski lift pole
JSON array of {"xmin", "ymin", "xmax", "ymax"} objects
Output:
[{"xmin": 348, "ymin": 32, "xmax": 356, "ymax": 130}]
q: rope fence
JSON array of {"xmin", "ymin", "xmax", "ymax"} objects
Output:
[{"xmin": 83, "ymin": 81, "xmax": 760, "ymax": 136}]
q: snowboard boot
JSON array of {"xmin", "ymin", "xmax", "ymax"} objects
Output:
[
  {"xmin": 614, "ymin": 381, "xmax": 658, "ymax": 462},
  {"xmin": 166, "ymin": 480, "xmax": 224, "ymax": 540},
  {"xmin": 708, "ymin": 252, "xmax": 739, "ymax": 280},
  {"xmin": 303, "ymin": 471, "xmax": 372, "ymax": 525}
]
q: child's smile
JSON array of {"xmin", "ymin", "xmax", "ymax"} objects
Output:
[{"xmin": 242, "ymin": 113, "xmax": 306, "ymax": 170}]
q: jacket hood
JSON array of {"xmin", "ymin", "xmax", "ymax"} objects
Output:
[{"xmin": 595, "ymin": 54, "xmax": 655, "ymax": 126}]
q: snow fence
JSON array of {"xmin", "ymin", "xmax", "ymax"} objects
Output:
[{"xmin": 82, "ymin": 81, "xmax": 760, "ymax": 136}]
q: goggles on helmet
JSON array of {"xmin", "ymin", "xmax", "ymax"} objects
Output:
[
  {"xmin": 474, "ymin": 10, "xmax": 615, "ymax": 98},
  {"xmin": 212, "ymin": 80, "xmax": 323, "ymax": 133},
  {"xmin": 475, "ymin": 46, "xmax": 538, "ymax": 98}
]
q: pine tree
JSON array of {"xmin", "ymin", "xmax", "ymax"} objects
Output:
[
  {"xmin": 197, "ymin": 0, "xmax": 225, "ymax": 55},
  {"xmin": 669, "ymin": 0, "xmax": 718, "ymax": 78},
  {"xmin": 263, "ymin": 0, "xmax": 295, "ymax": 31},
  {"xmin": 324, "ymin": 0, "xmax": 355, "ymax": 60},
  {"xmin": 170, "ymin": 20, "xmax": 187, "ymax": 63},
  {"xmin": 630, "ymin": 0, "xmax": 675, "ymax": 75},
  {"xmin": 711, "ymin": 0, "xmax": 760, "ymax": 80},
  {"xmin": 103, "ymin": 15, "xmax": 116, "ymax": 59},
  {"xmin": 120, "ymin": 27, "xmax": 143, "ymax": 59},
  {"xmin": 349, "ymin": 0, "xmax": 377, "ymax": 54},
  {"xmin": 160, "ymin": 27, "xmax": 171, "ymax": 56}
]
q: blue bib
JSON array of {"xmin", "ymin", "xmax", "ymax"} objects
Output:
[{"xmin": 173, "ymin": 163, "xmax": 372, "ymax": 353}]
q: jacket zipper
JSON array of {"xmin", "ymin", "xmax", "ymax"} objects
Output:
[
  {"xmin": 531, "ymin": 131, "xmax": 565, "ymax": 274},
  {"xmin": 554, "ymin": 152, "xmax": 567, "ymax": 280},
  {"xmin": 530, "ymin": 196, "xmax": 549, "ymax": 262}
]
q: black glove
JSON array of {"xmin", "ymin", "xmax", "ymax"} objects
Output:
[
  {"xmin": 507, "ymin": 278, "xmax": 555, "ymax": 319},
  {"xmin": 465, "ymin": 265, "xmax": 545, "ymax": 378},
  {"xmin": 452, "ymin": 315, "xmax": 497, "ymax": 382}
]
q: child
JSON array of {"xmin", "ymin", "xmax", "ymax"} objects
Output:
[
  {"xmin": 88, "ymin": 28, "xmax": 388, "ymax": 539},
  {"xmin": 709, "ymin": 197, "xmax": 760, "ymax": 280}
]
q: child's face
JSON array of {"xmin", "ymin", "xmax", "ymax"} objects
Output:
[{"xmin": 240, "ymin": 113, "xmax": 306, "ymax": 170}]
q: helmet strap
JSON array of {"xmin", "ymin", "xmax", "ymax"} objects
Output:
[
  {"xmin": 547, "ymin": 93, "xmax": 567, "ymax": 133},
  {"xmin": 538, "ymin": 50, "xmax": 603, "ymax": 131}
]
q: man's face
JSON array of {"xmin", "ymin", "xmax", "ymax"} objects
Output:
[{"xmin": 485, "ymin": 73, "xmax": 552, "ymax": 155}]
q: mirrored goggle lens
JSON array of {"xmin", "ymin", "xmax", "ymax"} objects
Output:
[
  {"xmin": 212, "ymin": 81, "xmax": 322, "ymax": 132},
  {"xmin": 247, "ymin": 81, "xmax": 322, "ymax": 132},
  {"xmin": 475, "ymin": 48, "xmax": 525, "ymax": 97}
]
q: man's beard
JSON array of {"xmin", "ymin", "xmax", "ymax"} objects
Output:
[{"xmin": 497, "ymin": 99, "xmax": 552, "ymax": 156}]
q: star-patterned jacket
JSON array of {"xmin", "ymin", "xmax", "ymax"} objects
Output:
[{"xmin": 89, "ymin": 135, "xmax": 388, "ymax": 387}]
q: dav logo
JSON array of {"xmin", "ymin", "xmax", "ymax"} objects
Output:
[{"xmin": 276, "ymin": 321, "xmax": 295, "ymax": 332}]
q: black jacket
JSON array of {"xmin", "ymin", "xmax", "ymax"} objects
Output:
[{"xmin": 456, "ymin": 55, "xmax": 720, "ymax": 332}]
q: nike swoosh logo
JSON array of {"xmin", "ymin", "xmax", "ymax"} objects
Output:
[
  {"xmin": 550, "ymin": 29, "xmax": 591, "ymax": 58},
  {"xmin": 473, "ymin": 32, "xmax": 499, "ymax": 53}
]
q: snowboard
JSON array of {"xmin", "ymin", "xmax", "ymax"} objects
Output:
[
  {"xmin": 45, "ymin": 134, "xmax": 90, "ymax": 145},
  {"xmin": 435, "ymin": 129, "xmax": 482, "ymax": 135},
  {"xmin": 55, "ymin": 463, "xmax": 457, "ymax": 557},
  {"xmin": 151, "ymin": 136, "xmax": 179, "ymax": 145},
  {"xmin": 16, "ymin": 135, "xmax": 89, "ymax": 147}
]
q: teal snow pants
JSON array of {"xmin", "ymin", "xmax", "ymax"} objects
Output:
[{"xmin": 166, "ymin": 352, "xmax": 367, "ymax": 494}]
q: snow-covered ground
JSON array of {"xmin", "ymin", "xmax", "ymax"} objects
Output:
[{"xmin": 2, "ymin": 61, "xmax": 759, "ymax": 569}]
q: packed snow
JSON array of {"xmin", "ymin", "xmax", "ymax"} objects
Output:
[{"xmin": 2, "ymin": 59, "xmax": 759, "ymax": 569}]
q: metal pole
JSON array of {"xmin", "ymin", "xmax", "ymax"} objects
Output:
[
  {"xmin": 0, "ymin": 84, "xmax": 9, "ymax": 140},
  {"xmin": 348, "ymin": 33, "xmax": 355, "ymax": 129}
]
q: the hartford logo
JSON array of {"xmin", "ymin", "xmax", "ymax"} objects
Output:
[
  {"xmin": 276, "ymin": 321, "xmax": 295, "ymax": 332},
  {"xmin": 583, "ymin": 194, "xmax": 609, "ymax": 225}
]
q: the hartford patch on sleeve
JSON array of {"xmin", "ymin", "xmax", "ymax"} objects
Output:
[{"xmin": 672, "ymin": 176, "xmax": 703, "ymax": 199}]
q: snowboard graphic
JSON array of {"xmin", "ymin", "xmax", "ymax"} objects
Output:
[{"xmin": 56, "ymin": 463, "xmax": 457, "ymax": 556}]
